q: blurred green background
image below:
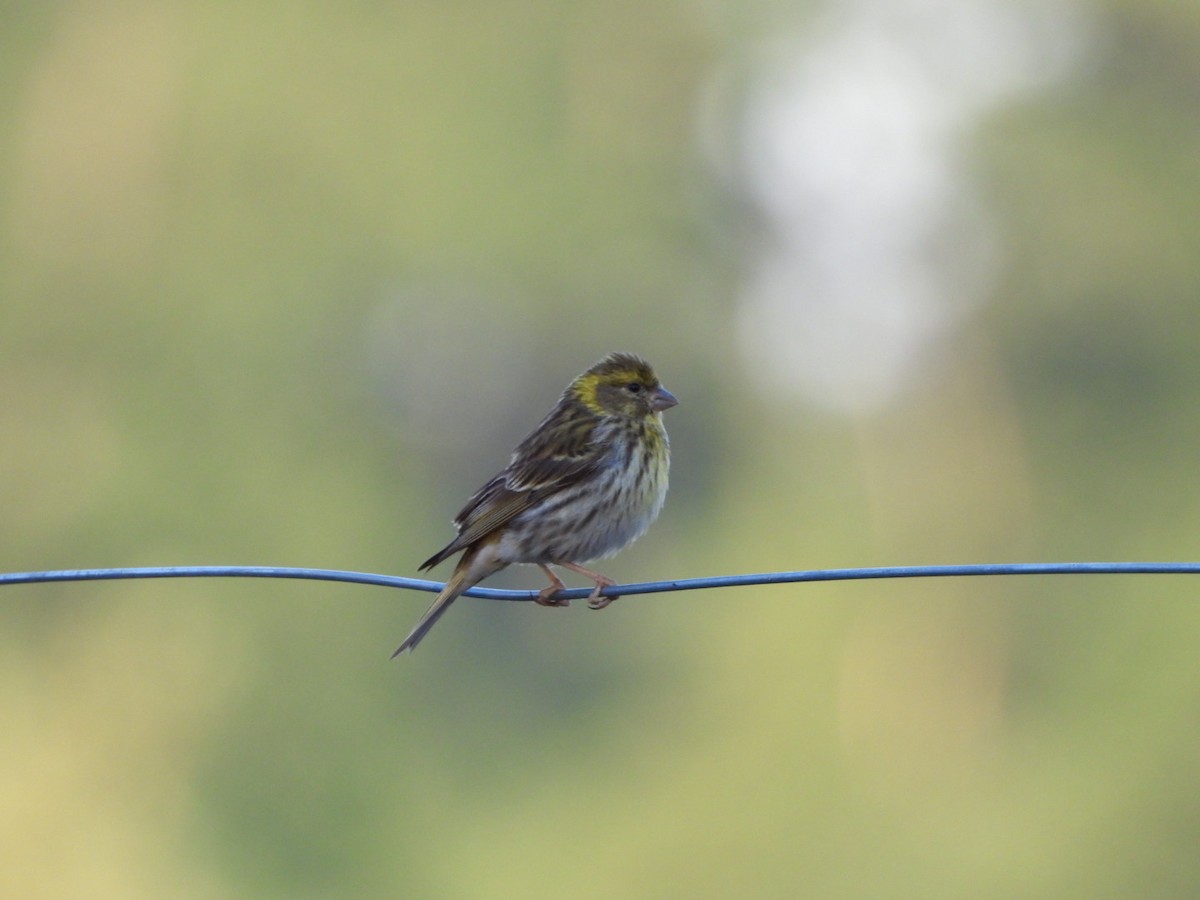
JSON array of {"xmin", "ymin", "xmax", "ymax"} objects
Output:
[{"xmin": 3, "ymin": 0, "xmax": 1200, "ymax": 896}]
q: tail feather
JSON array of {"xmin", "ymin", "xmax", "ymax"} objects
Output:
[
  {"xmin": 391, "ymin": 566, "xmax": 470, "ymax": 657},
  {"xmin": 418, "ymin": 542, "xmax": 458, "ymax": 572}
]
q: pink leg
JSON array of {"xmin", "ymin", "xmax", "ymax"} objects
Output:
[
  {"xmin": 558, "ymin": 561, "xmax": 618, "ymax": 610},
  {"xmin": 535, "ymin": 565, "xmax": 570, "ymax": 607}
]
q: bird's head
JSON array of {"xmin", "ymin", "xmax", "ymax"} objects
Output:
[{"xmin": 570, "ymin": 352, "xmax": 678, "ymax": 420}]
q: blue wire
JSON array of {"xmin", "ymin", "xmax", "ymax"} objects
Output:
[{"xmin": 1, "ymin": 562, "xmax": 1198, "ymax": 600}]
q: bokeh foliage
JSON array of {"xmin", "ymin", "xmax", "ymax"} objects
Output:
[{"xmin": 3, "ymin": 1, "xmax": 1200, "ymax": 897}]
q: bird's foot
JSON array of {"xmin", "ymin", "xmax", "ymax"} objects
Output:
[
  {"xmin": 584, "ymin": 573, "xmax": 618, "ymax": 610},
  {"xmin": 534, "ymin": 585, "xmax": 570, "ymax": 607},
  {"xmin": 555, "ymin": 561, "xmax": 619, "ymax": 609},
  {"xmin": 538, "ymin": 562, "xmax": 619, "ymax": 609},
  {"xmin": 535, "ymin": 565, "xmax": 570, "ymax": 607}
]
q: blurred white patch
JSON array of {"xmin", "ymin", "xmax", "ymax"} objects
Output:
[{"xmin": 709, "ymin": 0, "xmax": 1087, "ymax": 414}]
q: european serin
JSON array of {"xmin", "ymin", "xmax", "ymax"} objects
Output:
[{"xmin": 392, "ymin": 352, "xmax": 677, "ymax": 655}]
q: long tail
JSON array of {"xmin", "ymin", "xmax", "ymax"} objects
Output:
[{"xmin": 390, "ymin": 564, "xmax": 472, "ymax": 657}]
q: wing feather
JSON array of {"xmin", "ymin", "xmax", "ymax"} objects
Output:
[{"xmin": 418, "ymin": 400, "xmax": 607, "ymax": 570}]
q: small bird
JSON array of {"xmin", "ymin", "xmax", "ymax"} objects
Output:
[{"xmin": 392, "ymin": 352, "xmax": 677, "ymax": 656}]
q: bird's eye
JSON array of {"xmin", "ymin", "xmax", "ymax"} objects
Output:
[{"xmin": 626, "ymin": 382, "xmax": 643, "ymax": 394}]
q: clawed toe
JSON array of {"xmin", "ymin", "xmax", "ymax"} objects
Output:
[
  {"xmin": 587, "ymin": 594, "xmax": 614, "ymax": 610},
  {"xmin": 535, "ymin": 564, "xmax": 570, "ymax": 607},
  {"xmin": 535, "ymin": 588, "xmax": 570, "ymax": 608},
  {"xmin": 586, "ymin": 580, "xmax": 617, "ymax": 610}
]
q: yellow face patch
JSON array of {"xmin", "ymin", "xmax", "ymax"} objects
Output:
[
  {"xmin": 572, "ymin": 371, "xmax": 607, "ymax": 415},
  {"xmin": 567, "ymin": 353, "xmax": 661, "ymax": 417},
  {"xmin": 572, "ymin": 367, "xmax": 657, "ymax": 414}
]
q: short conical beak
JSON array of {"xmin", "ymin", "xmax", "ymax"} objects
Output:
[{"xmin": 650, "ymin": 386, "xmax": 678, "ymax": 412}]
